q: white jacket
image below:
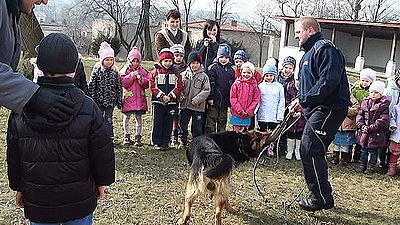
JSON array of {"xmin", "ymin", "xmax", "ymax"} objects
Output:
[{"xmin": 257, "ymin": 81, "xmax": 285, "ymax": 123}]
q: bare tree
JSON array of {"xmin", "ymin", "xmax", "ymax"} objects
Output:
[
  {"xmin": 211, "ymin": 0, "xmax": 234, "ymax": 24},
  {"xmin": 246, "ymin": 1, "xmax": 280, "ymax": 67},
  {"xmin": 182, "ymin": 0, "xmax": 196, "ymax": 32},
  {"xmin": 363, "ymin": 0, "xmax": 399, "ymax": 22},
  {"xmin": 275, "ymin": 0, "xmax": 305, "ymax": 17},
  {"xmin": 77, "ymin": 0, "xmax": 145, "ymax": 53},
  {"xmin": 143, "ymin": 0, "xmax": 153, "ymax": 60}
]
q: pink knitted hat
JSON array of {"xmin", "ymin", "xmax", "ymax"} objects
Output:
[
  {"xmin": 127, "ymin": 46, "xmax": 142, "ymax": 62},
  {"xmin": 98, "ymin": 41, "xmax": 115, "ymax": 63}
]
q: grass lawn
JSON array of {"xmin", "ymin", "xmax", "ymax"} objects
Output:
[{"xmin": 0, "ymin": 59, "xmax": 399, "ymax": 224}]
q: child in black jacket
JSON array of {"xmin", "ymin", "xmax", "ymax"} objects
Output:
[{"xmin": 7, "ymin": 33, "xmax": 115, "ymax": 224}]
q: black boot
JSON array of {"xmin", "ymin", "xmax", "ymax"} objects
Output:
[
  {"xmin": 298, "ymin": 194, "xmax": 334, "ymax": 211},
  {"xmin": 352, "ymin": 144, "xmax": 361, "ymax": 163},
  {"xmin": 356, "ymin": 160, "xmax": 367, "ymax": 173},
  {"xmin": 364, "ymin": 163, "xmax": 375, "ymax": 174}
]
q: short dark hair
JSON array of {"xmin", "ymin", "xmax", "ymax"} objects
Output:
[
  {"xmin": 166, "ymin": 9, "xmax": 181, "ymax": 20},
  {"xmin": 202, "ymin": 20, "xmax": 221, "ymax": 41}
]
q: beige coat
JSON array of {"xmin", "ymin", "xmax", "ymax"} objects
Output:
[{"xmin": 338, "ymin": 93, "xmax": 360, "ymax": 131}]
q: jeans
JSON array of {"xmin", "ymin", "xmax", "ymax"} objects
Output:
[
  {"xmin": 179, "ymin": 109, "xmax": 205, "ymax": 140},
  {"xmin": 99, "ymin": 106, "xmax": 114, "ymax": 136},
  {"xmin": 360, "ymin": 147, "xmax": 379, "ymax": 165},
  {"xmin": 30, "ymin": 214, "xmax": 93, "ymax": 225}
]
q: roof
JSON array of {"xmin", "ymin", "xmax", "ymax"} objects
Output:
[
  {"xmin": 275, "ymin": 15, "xmax": 400, "ymax": 39},
  {"xmin": 187, "ymin": 20, "xmax": 255, "ymax": 33}
]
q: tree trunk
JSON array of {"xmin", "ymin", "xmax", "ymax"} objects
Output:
[
  {"xmin": 143, "ymin": 0, "xmax": 153, "ymax": 61},
  {"xmin": 20, "ymin": 11, "xmax": 44, "ymax": 59}
]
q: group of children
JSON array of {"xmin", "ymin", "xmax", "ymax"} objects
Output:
[
  {"xmin": 83, "ymin": 39, "xmax": 306, "ymax": 158},
  {"xmin": 332, "ymin": 68, "xmax": 400, "ymax": 175}
]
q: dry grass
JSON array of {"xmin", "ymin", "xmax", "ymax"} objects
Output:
[{"xmin": 0, "ymin": 59, "xmax": 399, "ymax": 224}]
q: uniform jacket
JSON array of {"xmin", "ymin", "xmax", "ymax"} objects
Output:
[
  {"xmin": 149, "ymin": 64, "xmax": 183, "ymax": 104},
  {"xmin": 230, "ymin": 77, "xmax": 261, "ymax": 118},
  {"xmin": 0, "ymin": 0, "xmax": 39, "ymax": 113},
  {"xmin": 389, "ymin": 104, "xmax": 400, "ymax": 143},
  {"xmin": 179, "ymin": 66, "xmax": 210, "ymax": 112},
  {"xmin": 356, "ymin": 96, "xmax": 389, "ymax": 148},
  {"xmin": 234, "ymin": 68, "xmax": 262, "ymax": 84},
  {"xmin": 257, "ymin": 81, "xmax": 285, "ymax": 123},
  {"xmin": 207, "ymin": 61, "xmax": 235, "ymax": 109},
  {"xmin": 195, "ymin": 38, "xmax": 226, "ymax": 71},
  {"xmin": 339, "ymin": 93, "xmax": 360, "ymax": 131},
  {"xmin": 298, "ymin": 32, "xmax": 351, "ymax": 115},
  {"xmin": 121, "ymin": 66, "xmax": 149, "ymax": 112},
  {"xmin": 7, "ymin": 77, "xmax": 115, "ymax": 223},
  {"xmin": 155, "ymin": 28, "xmax": 191, "ymax": 59},
  {"xmin": 384, "ymin": 79, "xmax": 400, "ymax": 113},
  {"xmin": 352, "ymin": 80, "xmax": 370, "ymax": 104},
  {"xmin": 88, "ymin": 63, "xmax": 123, "ymax": 108}
]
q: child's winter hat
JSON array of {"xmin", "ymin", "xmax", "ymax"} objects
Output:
[
  {"xmin": 233, "ymin": 50, "xmax": 248, "ymax": 62},
  {"xmin": 360, "ymin": 68, "xmax": 377, "ymax": 82},
  {"xmin": 282, "ymin": 56, "xmax": 296, "ymax": 68},
  {"xmin": 127, "ymin": 46, "xmax": 142, "ymax": 62},
  {"xmin": 217, "ymin": 43, "xmax": 231, "ymax": 58},
  {"xmin": 369, "ymin": 80, "xmax": 386, "ymax": 95},
  {"xmin": 187, "ymin": 51, "xmax": 203, "ymax": 65},
  {"xmin": 158, "ymin": 48, "xmax": 174, "ymax": 63},
  {"xmin": 37, "ymin": 33, "xmax": 78, "ymax": 74},
  {"xmin": 170, "ymin": 44, "xmax": 185, "ymax": 55},
  {"xmin": 263, "ymin": 58, "xmax": 278, "ymax": 76},
  {"xmin": 98, "ymin": 41, "xmax": 115, "ymax": 63},
  {"xmin": 241, "ymin": 61, "xmax": 255, "ymax": 74}
]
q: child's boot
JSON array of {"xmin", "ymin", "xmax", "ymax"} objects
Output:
[
  {"xmin": 386, "ymin": 163, "xmax": 397, "ymax": 176},
  {"xmin": 286, "ymin": 139, "xmax": 295, "ymax": 160},
  {"xmin": 339, "ymin": 152, "xmax": 351, "ymax": 165},
  {"xmin": 356, "ymin": 160, "xmax": 367, "ymax": 173},
  {"xmin": 364, "ymin": 163, "xmax": 375, "ymax": 174},
  {"xmin": 331, "ymin": 151, "xmax": 340, "ymax": 165},
  {"xmin": 295, "ymin": 139, "xmax": 301, "ymax": 160},
  {"xmin": 134, "ymin": 135, "xmax": 143, "ymax": 147},
  {"xmin": 123, "ymin": 134, "xmax": 131, "ymax": 145}
]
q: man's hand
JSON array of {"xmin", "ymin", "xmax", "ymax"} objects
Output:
[
  {"xmin": 25, "ymin": 88, "xmax": 74, "ymax": 121},
  {"xmin": 16, "ymin": 192, "xmax": 24, "ymax": 208},
  {"xmin": 97, "ymin": 186, "xmax": 106, "ymax": 199},
  {"xmin": 290, "ymin": 98, "xmax": 303, "ymax": 113}
]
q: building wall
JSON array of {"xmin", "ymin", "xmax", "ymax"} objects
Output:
[{"xmin": 279, "ymin": 20, "xmax": 400, "ymax": 73}]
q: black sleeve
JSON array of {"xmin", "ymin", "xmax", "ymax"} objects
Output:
[
  {"xmin": 88, "ymin": 103, "xmax": 115, "ymax": 185},
  {"xmin": 6, "ymin": 113, "xmax": 22, "ymax": 191},
  {"xmin": 301, "ymin": 47, "xmax": 345, "ymax": 108}
]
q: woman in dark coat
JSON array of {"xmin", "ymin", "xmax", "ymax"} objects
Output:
[{"xmin": 195, "ymin": 20, "xmax": 227, "ymax": 71}]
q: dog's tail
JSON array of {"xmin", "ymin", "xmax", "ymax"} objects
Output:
[{"xmin": 203, "ymin": 153, "xmax": 235, "ymax": 180}]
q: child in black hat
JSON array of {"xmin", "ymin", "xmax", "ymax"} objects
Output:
[{"xmin": 7, "ymin": 33, "xmax": 115, "ymax": 225}]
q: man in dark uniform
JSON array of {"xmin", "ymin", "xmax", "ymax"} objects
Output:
[{"xmin": 292, "ymin": 17, "xmax": 351, "ymax": 211}]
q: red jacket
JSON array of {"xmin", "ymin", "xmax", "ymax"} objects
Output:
[
  {"xmin": 149, "ymin": 64, "xmax": 183, "ymax": 104},
  {"xmin": 230, "ymin": 77, "xmax": 260, "ymax": 118}
]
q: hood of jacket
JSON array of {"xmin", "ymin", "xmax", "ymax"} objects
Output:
[
  {"xmin": 183, "ymin": 66, "xmax": 205, "ymax": 78},
  {"xmin": 386, "ymin": 79, "xmax": 400, "ymax": 92},
  {"xmin": 23, "ymin": 77, "xmax": 84, "ymax": 132}
]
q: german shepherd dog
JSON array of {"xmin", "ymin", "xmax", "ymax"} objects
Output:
[{"xmin": 178, "ymin": 130, "xmax": 272, "ymax": 225}]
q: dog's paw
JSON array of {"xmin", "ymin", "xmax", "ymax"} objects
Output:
[{"xmin": 178, "ymin": 216, "xmax": 189, "ymax": 225}]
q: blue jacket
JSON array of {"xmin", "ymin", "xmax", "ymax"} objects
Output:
[
  {"xmin": 298, "ymin": 32, "xmax": 351, "ymax": 115},
  {"xmin": 207, "ymin": 60, "xmax": 235, "ymax": 109}
]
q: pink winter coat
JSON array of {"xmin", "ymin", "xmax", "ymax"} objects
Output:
[
  {"xmin": 121, "ymin": 66, "xmax": 149, "ymax": 112},
  {"xmin": 230, "ymin": 77, "xmax": 261, "ymax": 118}
]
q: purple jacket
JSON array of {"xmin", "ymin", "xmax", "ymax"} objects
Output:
[
  {"xmin": 277, "ymin": 74, "xmax": 305, "ymax": 133},
  {"xmin": 121, "ymin": 66, "xmax": 149, "ymax": 112},
  {"xmin": 356, "ymin": 96, "xmax": 390, "ymax": 148}
]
